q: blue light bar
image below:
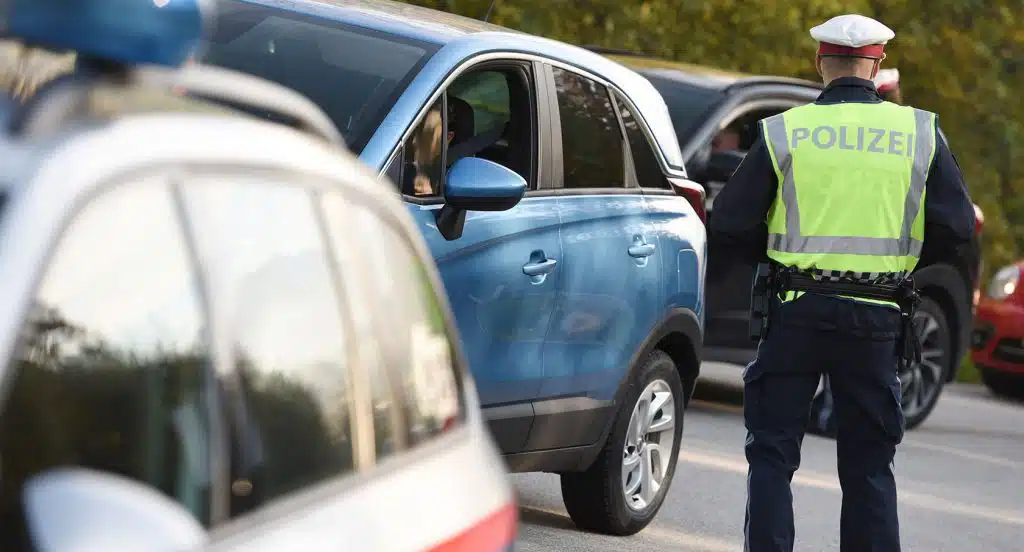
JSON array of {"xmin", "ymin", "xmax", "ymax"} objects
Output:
[{"xmin": 7, "ymin": 0, "xmax": 210, "ymax": 68}]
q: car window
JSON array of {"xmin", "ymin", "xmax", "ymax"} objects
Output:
[
  {"xmin": 551, "ymin": 66, "xmax": 626, "ymax": 189},
  {"xmin": 0, "ymin": 180, "xmax": 212, "ymax": 550},
  {"xmin": 397, "ymin": 65, "xmax": 535, "ymax": 199},
  {"xmin": 643, "ymin": 73, "xmax": 725, "ymax": 146},
  {"xmin": 321, "ymin": 195, "xmax": 463, "ymax": 447},
  {"xmin": 449, "ymin": 71, "xmax": 510, "ymax": 135},
  {"xmin": 720, "ymin": 107, "xmax": 791, "ymax": 152},
  {"xmin": 180, "ymin": 180, "xmax": 356, "ymax": 513},
  {"xmin": 202, "ymin": 1, "xmax": 440, "ymax": 153},
  {"xmin": 614, "ymin": 92, "xmax": 667, "ymax": 189}
]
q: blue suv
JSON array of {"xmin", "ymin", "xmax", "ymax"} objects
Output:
[{"xmin": 203, "ymin": 0, "xmax": 707, "ymax": 534}]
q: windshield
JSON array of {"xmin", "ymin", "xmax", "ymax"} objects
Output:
[
  {"xmin": 642, "ymin": 73, "xmax": 724, "ymax": 148},
  {"xmin": 202, "ymin": 2, "xmax": 440, "ymax": 153}
]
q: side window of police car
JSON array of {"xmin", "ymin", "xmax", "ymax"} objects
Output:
[
  {"xmin": 551, "ymin": 66, "xmax": 627, "ymax": 189},
  {"xmin": 614, "ymin": 92, "xmax": 668, "ymax": 190},
  {"xmin": 394, "ymin": 66, "xmax": 535, "ymax": 198},
  {"xmin": 320, "ymin": 194, "xmax": 464, "ymax": 447},
  {"xmin": 0, "ymin": 180, "xmax": 213, "ymax": 547},
  {"xmin": 180, "ymin": 181, "xmax": 363, "ymax": 517}
]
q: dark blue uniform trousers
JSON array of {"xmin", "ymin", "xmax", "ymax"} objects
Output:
[{"xmin": 743, "ymin": 293, "xmax": 905, "ymax": 552}]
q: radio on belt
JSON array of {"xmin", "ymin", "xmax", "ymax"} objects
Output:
[{"xmin": 3, "ymin": 0, "xmax": 210, "ymax": 67}]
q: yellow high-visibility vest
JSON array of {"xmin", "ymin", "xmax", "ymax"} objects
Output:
[{"xmin": 760, "ymin": 101, "xmax": 937, "ymax": 306}]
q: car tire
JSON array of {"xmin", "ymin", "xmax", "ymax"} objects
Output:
[
  {"xmin": 902, "ymin": 296, "xmax": 950, "ymax": 430},
  {"xmin": 979, "ymin": 365, "xmax": 1024, "ymax": 400},
  {"xmin": 560, "ymin": 350, "xmax": 684, "ymax": 536}
]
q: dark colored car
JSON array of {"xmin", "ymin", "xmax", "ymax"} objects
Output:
[{"xmin": 590, "ymin": 48, "xmax": 986, "ymax": 429}]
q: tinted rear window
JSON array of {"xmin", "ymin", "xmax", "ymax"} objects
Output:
[
  {"xmin": 202, "ymin": 2, "xmax": 440, "ymax": 153},
  {"xmin": 642, "ymin": 73, "xmax": 724, "ymax": 148}
]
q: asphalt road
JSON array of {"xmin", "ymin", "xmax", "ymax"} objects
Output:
[{"xmin": 512, "ymin": 362, "xmax": 1024, "ymax": 552}]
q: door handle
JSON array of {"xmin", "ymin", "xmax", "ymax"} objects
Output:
[
  {"xmin": 628, "ymin": 243, "xmax": 656, "ymax": 258},
  {"xmin": 522, "ymin": 258, "xmax": 557, "ymax": 276}
]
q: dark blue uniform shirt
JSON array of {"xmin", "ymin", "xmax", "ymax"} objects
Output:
[{"xmin": 708, "ymin": 76, "xmax": 976, "ymax": 270}]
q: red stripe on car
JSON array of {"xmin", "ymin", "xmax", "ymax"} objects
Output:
[{"xmin": 424, "ymin": 503, "xmax": 517, "ymax": 552}]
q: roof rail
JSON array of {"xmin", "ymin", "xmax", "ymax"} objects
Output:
[
  {"xmin": 138, "ymin": 64, "xmax": 344, "ymax": 145},
  {"xmin": 727, "ymin": 76, "xmax": 823, "ymax": 91},
  {"xmin": 580, "ymin": 45, "xmax": 649, "ymax": 57},
  {"xmin": 8, "ymin": 62, "xmax": 345, "ymax": 146}
]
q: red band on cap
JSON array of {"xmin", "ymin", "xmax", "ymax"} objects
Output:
[{"xmin": 818, "ymin": 42, "xmax": 885, "ymax": 58}]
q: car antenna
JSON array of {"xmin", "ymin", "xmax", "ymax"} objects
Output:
[{"xmin": 482, "ymin": 0, "xmax": 497, "ymax": 22}]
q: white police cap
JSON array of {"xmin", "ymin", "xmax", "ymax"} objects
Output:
[{"xmin": 810, "ymin": 14, "xmax": 894, "ymax": 58}]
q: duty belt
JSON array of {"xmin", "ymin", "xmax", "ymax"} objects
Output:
[
  {"xmin": 749, "ymin": 264, "xmax": 922, "ymax": 370},
  {"xmin": 779, "ymin": 271, "xmax": 912, "ymax": 303}
]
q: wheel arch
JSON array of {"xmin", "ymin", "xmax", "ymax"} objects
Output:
[
  {"xmin": 618, "ymin": 308, "xmax": 703, "ymax": 407},
  {"xmin": 914, "ymin": 263, "xmax": 970, "ymax": 382},
  {"xmin": 559, "ymin": 307, "xmax": 701, "ymax": 473}
]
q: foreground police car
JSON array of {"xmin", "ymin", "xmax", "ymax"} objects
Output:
[{"xmin": 0, "ymin": 2, "xmax": 515, "ymax": 551}]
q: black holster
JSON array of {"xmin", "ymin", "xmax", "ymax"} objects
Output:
[
  {"xmin": 748, "ymin": 262, "xmax": 779, "ymax": 342},
  {"xmin": 895, "ymin": 281, "xmax": 922, "ymax": 371}
]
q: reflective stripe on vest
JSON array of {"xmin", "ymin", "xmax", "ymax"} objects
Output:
[{"xmin": 761, "ymin": 102, "xmax": 936, "ymax": 278}]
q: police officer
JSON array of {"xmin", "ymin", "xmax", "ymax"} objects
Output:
[
  {"xmin": 708, "ymin": 14, "xmax": 975, "ymax": 552},
  {"xmin": 808, "ymin": 66, "xmax": 907, "ymax": 440}
]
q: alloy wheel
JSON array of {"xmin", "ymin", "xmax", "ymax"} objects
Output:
[
  {"xmin": 621, "ymin": 379, "xmax": 676, "ymax": 511},
  {"xmin": 899, "ymin": 309, "xmax": 945, "ymax": 419}
]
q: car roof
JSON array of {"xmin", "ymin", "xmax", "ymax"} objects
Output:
[
  {"xmin": 587, "ymin": 48, "xmax": 822, "ymax": 92},
  {"xmin": 1, "ymin": 110, "xmax": 394, "ymax": 202},
  {"xmin": 234, "ymin": 0, "xmax": 689, "ymax": 172},
  {"xmin": 236, "ymin": 0, "xmax": 517, "ymax": 45}
]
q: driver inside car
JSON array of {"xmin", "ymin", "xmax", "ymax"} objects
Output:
[
  {"xmin": 404, "ymin": 94, "xmax": 477, "ymax": 197},
  {"xmin": 712, "ymin": 124, "xmax": 742, "ymax": 153},
  {"xmin": 446, "ymin": 94, "xmax": 474, "ymax": 149}
]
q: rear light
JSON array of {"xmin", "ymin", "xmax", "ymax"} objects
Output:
[
  {"xmin": 974, "ymin": 203, "xmax": 984, "ymax": 235},
  {"xmin": 667, "ymin": 176, "xmax": 707, "ymax": 224}
]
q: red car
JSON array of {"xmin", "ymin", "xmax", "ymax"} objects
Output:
[{"xmin": 971, "ymin": 249, "xmax": 1024, "ymax": 398}]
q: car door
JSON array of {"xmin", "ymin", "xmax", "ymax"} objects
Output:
[
  {"xmin": 700, "ymin": 98, "xmax": 804, "ymax": 358},
  {"xmin": 532, "ymin": 62, "xmax": 663, "ymax": 444},
  {"xmin": 181, "ymin": 175, "xmax": 513, "ymax": 552},
  {"xmin": 613, "ymin": 90, "xmax": 706, "ymax": 318},
  {"xmin": 386, "ymin": 61, "xmax": 560, "ymax": 418},
  {"xmin": 179, "ymin": 177, "xmax": 371, "ymax": 527}
]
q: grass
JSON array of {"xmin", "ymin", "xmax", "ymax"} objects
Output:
[{"xmin": 956, "ymin": 356, "xmax": 982, "ymax": 384}]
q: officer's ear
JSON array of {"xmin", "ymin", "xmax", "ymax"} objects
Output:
[
  {"xmin": 815, "ymin": 54, "xmax": 824, "ymax": 78},
  {"xmin": 870, "ymin": 54, "xmax": 886, "ymax": 80}
]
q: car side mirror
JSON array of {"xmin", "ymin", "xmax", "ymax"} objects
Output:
[
  {"xmin": 435, "ymin": 156, "xmax": 527, "ymax": 241},
  {"xmin": 24, "ymin": 468, "xmax": 207, "ymax": 552},
  {"xmin": 703, "ymin": 150, "xmax": 746, "ymax": 183}
]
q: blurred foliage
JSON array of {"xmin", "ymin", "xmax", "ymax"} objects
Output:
[
  {"xmin": 413, "ymin": 0, "xmax": 1023, "ymax": 275},
  {"xmin": 957, "ymin": 355, "xmax": 981, "ymax": 383}
]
